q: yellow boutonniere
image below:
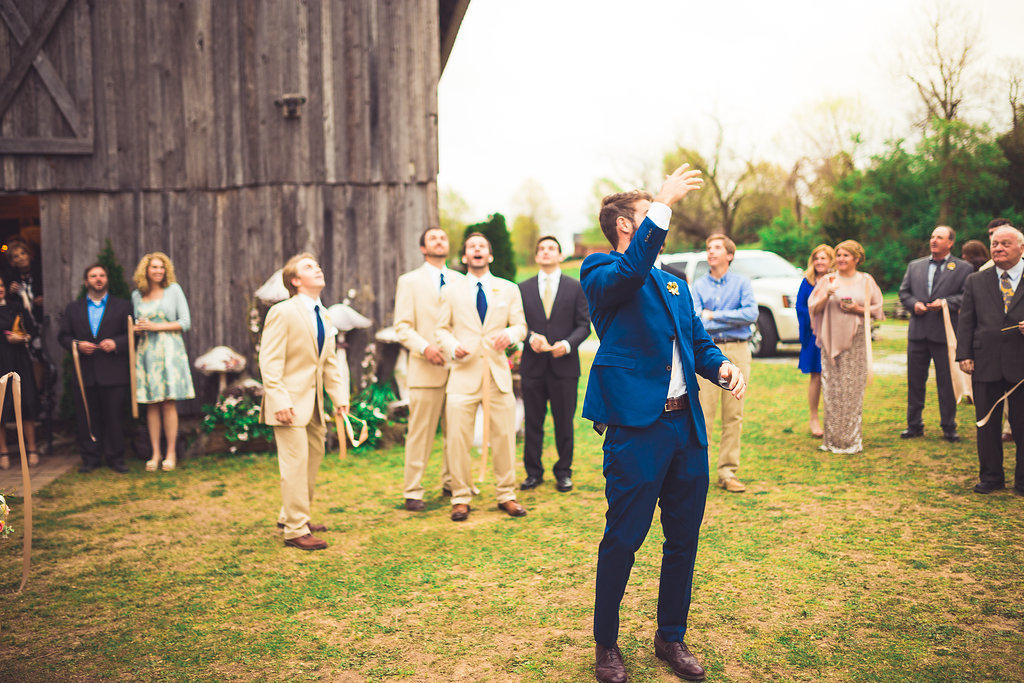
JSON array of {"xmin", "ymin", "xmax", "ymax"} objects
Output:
[
  {"xmin": 666, "ymin": 282, "xmax": 679, "ymax": 296},
  {"xmin": 946, "ymin": 262, "xmax": 956, "ymax": 270}
]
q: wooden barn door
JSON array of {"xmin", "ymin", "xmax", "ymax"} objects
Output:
[{"xmin": 0, "ymin": 0, "xmax": 93, "ymax": 154}]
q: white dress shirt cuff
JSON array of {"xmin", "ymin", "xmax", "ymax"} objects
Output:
[
  {"xmin": 558, "ymin": 340, "xmax": 571, "ymax": 355},
  {"xmin": 647, "ymin": 202, "xmax": 672, "ymax": 231}
]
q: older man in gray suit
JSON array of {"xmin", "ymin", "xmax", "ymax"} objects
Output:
[{"xmin": 898, "ymin": 225, "xmax": 973, "ymax": 442}]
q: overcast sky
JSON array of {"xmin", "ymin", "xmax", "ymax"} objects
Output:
[{"xmin": 437, "ymin": 0, "xmax": 1024, "ymax": 246}]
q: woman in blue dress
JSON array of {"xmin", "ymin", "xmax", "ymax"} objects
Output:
[
  {"xmin": 797, "ymin": 244, "xmax": 835, "ymax": 437},
  {"xmin": 132, "ymin": 252, "xmax": 195, "ymax": 471}
]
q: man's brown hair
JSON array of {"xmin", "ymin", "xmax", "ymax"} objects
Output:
[
  {"xmin": 83, "ymin": 263, "xmax": 107, "ymax": 280},
  {"xmin": 705, "ymin": 233, "xmax": 736, "ymax": 255},
  {"xmin": 281, "ymin": 252, "xmax": 317, "ymax": 297},
  {"xmin": 598, "ymin": 190, "xmax": 653, "ymax": 247}
]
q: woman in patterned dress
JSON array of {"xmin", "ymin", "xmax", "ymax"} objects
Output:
[
  {"xmin": 132, "ymin": 252, "xmax": 195, "ymax": 471},
  {"xmin": 797, "ymin": 244, "xmax": 835, "ymax": 438},
  {"xmin": 808, "ymin": 240, "xmax": 884, "ymax": 454}
]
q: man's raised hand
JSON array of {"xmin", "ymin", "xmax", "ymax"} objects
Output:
[{"xmin": 653, "ymin": 163, "xmax": 703, "ymax": 206}]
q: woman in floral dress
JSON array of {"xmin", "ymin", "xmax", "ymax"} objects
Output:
[
  {"xmin": 808, "ymin": 240, "xmax": 884, "ymax": 454},
  {"xmin": 132, "ymin": 252, "xmax": 195, "ymax": 471}
]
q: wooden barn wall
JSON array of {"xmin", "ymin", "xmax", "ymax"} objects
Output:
[
  {"xmin": 39, "ymin": 181, "xmax": 435, "ymax": 409},
  {"xmin": 1, "ymin": 0, "xmax": 444, "ymax": 409}
]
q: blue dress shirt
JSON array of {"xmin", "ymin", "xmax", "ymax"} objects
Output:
[
  {"xmin": 691, "ymin": 270, "xmax": 757, "ymax": 341},
  {"xmin": 87, "ymin": 293, "xmax": 109, "ymax": 338}
]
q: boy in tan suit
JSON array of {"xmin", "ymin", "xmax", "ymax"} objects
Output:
[
  {"xmin": 260, "ymin": 253, "xmax": 349, "ymax": 550},
  {"xmin": 394, "ymin": 227, "xmax": 464, "ymax": 510},
  {"xmin": 436, "ymin": 233, "xmax": 528, "ymax": 521}
]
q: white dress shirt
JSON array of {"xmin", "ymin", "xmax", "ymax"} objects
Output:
[
  {"xmin": 997, "ymin": 259, "xmax": 1024, "ymax": 293},
  {"xmin": 647, "ymin": 202, "xmax": 687, "ymax": 398}
]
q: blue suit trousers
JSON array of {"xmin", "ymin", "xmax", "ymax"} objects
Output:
[{"xmin": 593, "ymin": 408, "xmax": 709, "ymax": 646}]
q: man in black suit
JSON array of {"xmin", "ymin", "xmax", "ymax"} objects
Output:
[
  {"xmin": 57, "ymin": 264, "xmax": 133, "ymax": 473},
  {"xmin": 957, "ymin": 225, "xmax": 1024, "ymax": 495},
  {"xmin": 518, "ymin": 236, "xmax": 591, "ymax": 493},
  {"xmin": 898, "ymin": 225, "xmax": 973, "ymax": 442}
]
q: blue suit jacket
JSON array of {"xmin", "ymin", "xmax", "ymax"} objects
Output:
[{"xmin": 581, "ymin": 217, "xmax": 728, "ymax": 446}]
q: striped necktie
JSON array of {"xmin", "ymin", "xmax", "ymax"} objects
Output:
[{"xmin": 1001, "ymin": 272, "xmax": 1014, "ymax": 313}]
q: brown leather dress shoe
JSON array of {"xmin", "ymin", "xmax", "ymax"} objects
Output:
[
  {"xmin": 405, "ymin": 499, "xmax": 426, "ymax": 511},
  {"xmin": 450, "ymin": 503, "xmax": 470, "ymax": 521},
  {"xmin": 277, "ymin": 522, "xmax": 328, "ymax": 533},
  {"xmin": 497, "ymin": 500, "xmax": 527, "ymax": 517},
  {"xmin": 595, "ymin": 644, "xmax": 627, "ymax": 683},
  {"xmin": 284, "ymin": 533, "xmax": 327, "ymax": 551},
  {"xmin": 654, "ymin": 633, "xmax": 705, "ymax": 681}
]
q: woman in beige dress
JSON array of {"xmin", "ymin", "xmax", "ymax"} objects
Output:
[{"xmin": 808, "ymin": 240, "xmax": 884, "ymax": 453}]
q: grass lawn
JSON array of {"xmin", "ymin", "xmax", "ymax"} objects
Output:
[{"xmin": 1, "ymin": 320, "xmax": 1022, "ymax": 681}]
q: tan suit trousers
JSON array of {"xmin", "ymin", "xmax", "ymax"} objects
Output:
[
  {"xmin": 402, "ymin": 386, "xmax": 451, "ymax": 499},
  {"xmin": 274, "ymin": 408, "xmax": 326, "ymax": 539},
  {"xmin": 697, "ymin": 339, "xmax": 752, "ymax": 483},
  {"xmin": 446, "ymin": 383, "xmax": 517, "ymax": 506}
]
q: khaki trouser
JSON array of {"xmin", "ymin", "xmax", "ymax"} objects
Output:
[
  {"xmin": 274, "ymin": 408, "xmax": 326, "ymax": 540},
  {"xmin": 446, "ymin": 383, "xmax": 517, "ymax": 506},
  {"xmin": 402, "ymin": 386, "xmax": 451, "ymax": 500},
  {"xmin": 697, "ymin": 340, "xmax": 752, "ymax": 483}
]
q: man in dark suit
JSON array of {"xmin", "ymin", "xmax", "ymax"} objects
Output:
[
  {"xmin": 57, "ymin": 264, "xmax": 133, "ymax": 473},
  {"xmin": 898, "ymin": 225, "xmax": 973, "ymax": 442},
  {"xmin": 581, "ymin": 165, "xmax": 745, "ymax": 683},
  {"xmin": 957, "ymin": 225, "xmax": 1024, "ymax": 495},
  {"xmin": 518, "ymin": 235, "xmax": 591, "ymax": 493}
]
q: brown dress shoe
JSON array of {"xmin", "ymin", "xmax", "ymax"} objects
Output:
[
  {"xmin": 277, "ymin": 522, "xmax": 328, "ymax": 533},
  {"xmin": 450, "ymin": 503, "xmax": 470, "ymax": 521},
  {"xmin": 405, "ymin": 499, "xmax": 426, "ymax": 511},
  {"xmin": 497, "ymin": 500, "xmax": 527, "ymax": 517},
  {"xmin": 595, "ymin": 644, "xmax": 627, "ymax": 683},
  {"xmin": 654, "ymin": 633, "xmax": 705, "ymax": 681},
  {"xmin": 284, "ymin": 533, "xmax": 327, "ymax": 551}
]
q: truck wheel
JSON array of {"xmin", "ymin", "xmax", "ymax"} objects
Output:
[{"xmin": 753, "ymin": 309, "xmax": 778, "ymax": 357}]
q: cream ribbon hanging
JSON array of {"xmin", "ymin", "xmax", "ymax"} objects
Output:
[
  {"xmin": 940, "ymin": 300, "xmax": 973, "ymax": 404},
  {"xmin": 0, "ymin": 372, "xmax": 32, "ymax": 594}
]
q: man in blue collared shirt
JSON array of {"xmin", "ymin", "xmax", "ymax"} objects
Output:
[{"xmin": 692, "ymin": 234, "xmax": 757, "ymax": 493}]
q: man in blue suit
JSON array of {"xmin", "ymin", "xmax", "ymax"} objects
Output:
[{"xmin": 582, "ymin": 165, "xmax": 746, "ymax": 683}]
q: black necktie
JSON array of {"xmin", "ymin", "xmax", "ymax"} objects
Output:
[
  {"xmin": 929, "ymin": 260, "xmax": 943, "ymax": 296},
  {"xmin": 314, "ymin": 304, "xmax": 325, "ymax": 354},
  {"xmin": 476, "ymin": 282, "xmax": 487, "ymax": 323}
]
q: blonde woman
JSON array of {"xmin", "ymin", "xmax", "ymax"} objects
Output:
[
  {"xmin": 809, "ymin": 240, "xmax": 884, "ymax": 453},
  {"xmin": 132, "ymin": 252, "xmax": 195, "ymax": 471},
  {"xmin": 797, "ymin": 244, "xmax": 835, "ymax": 437}
]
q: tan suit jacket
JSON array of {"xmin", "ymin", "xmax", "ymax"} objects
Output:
[
  {"xmin": 393, "ymin": 263, "xmax": 464, "ymax": 388},
  {"xmin": 436, "ymin": 274, "xmax": 527, "ymax": 395},
  {"xmin": 259, "ymin": 296, "xmax": 349, "ymax": 426}
]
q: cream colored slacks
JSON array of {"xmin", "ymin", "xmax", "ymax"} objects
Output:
[
  {"xmin": 445, "ymin": 382, "xmax": 517, "ymax": 506},
  {"xmin": 697, "ymin": 340, "xmax": 752, "ymax": 483}
]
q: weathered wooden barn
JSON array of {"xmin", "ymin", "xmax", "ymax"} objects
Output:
[{"xmin": 0, "ymin": 0, "xmax": 470, "ymax": 408}]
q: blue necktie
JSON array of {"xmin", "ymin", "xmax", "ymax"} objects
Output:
[
  {"xmin": 476, "ymin": 282, "xmax": 487, "ymax": 323},
  {"xmin": 439, "ymin": 272, "xmax": 446, "ymax": 289},
  {"xmin": 314, "ymin": 304, "xmax": 325, "ymax": 354}
]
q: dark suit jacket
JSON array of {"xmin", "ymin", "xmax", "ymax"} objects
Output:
[
  {"xmin": 581, "ymin": 218, "xmax": 727, "ymax": 444},
  {"xmin": 956, "ymin": 267, "xmax": 1024, "ymax": 383},
  {"xmin": 57, "ymin": 295, "xmax": 132, "ymax": 387},
  {"xmin": 899, "ymin": 255, "xmax": 973, "ymax": 343},
  {"xmin": 518, "ymin": 274, "xmax": 591, "ymax": 379}
]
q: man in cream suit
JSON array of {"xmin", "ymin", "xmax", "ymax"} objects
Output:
[
  {"xmin": 394, "ymin": 227, "xmax": 464, "ymax": 511},
  {"xmin": 260, "ymin": 253, "xmax": 349, "ymax": 551},
  {"xmin": 436, "ymin": 232, "xmax": 528, "ymax": 522}
]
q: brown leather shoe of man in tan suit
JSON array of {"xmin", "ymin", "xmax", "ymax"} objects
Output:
[{"xmin": 284, "ymin": 533, "xmax": 327, "ymax": 551}]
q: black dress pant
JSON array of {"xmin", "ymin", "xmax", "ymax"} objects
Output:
[
  {"xmin": 906, "ymin": 338, "xmax": 957, "ymax": 433},
  {"xmin": 522, "ymin": 373, "xmax": 577, "ymax": 480},
  {"xmin": 972, "ymin": 379, "xmax": 1024, "ymax": 488},
  {"xmin": 74, "ymin": 384, "xmax": 128, "ymax": 468}
]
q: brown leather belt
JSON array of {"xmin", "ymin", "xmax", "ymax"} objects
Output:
[{"xmin": 664, "ymin": 396, "xmax": 687, "ymax": 412}]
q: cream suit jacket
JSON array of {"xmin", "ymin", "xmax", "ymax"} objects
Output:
[
  {"xmin": 436, "ymin": 275, "xmax": 527, "ymax": 395},
  {"xmin": 259, "ymin": 296, "xmax": 349, "ymax": 426},
  {"xmin": 393, "ymin": 263, "xmax": 464, "ymax": 388}
]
